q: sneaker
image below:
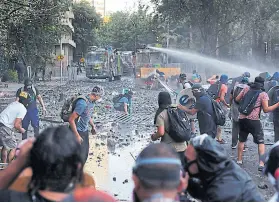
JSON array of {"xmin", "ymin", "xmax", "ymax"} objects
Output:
[
  {"xmin": 237, "ymin": 160, "xmax": 243, "ymax": 165},
  {"xmin": 217, "ymin": 139, "xmax": 227, "ymax": 144},
  {"xmin": 232, "ymin": 145, "xmax": 237, "ymax": 149}
]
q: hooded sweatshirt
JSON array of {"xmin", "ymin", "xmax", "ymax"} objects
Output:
[{"xmin": 187, "ymin": 135, "xmax": 264, "ymax": 202}]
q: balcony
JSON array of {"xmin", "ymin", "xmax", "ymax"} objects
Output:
[
  {"xmin": 61, "ymin": 39, "xmax": 76, "ymax": 48},
  {"xmin": 61, "ymin": 19, "xmax": 75, "ymax": 33}
]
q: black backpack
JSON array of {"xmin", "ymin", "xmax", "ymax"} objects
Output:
[
  {"xmin": 233, "ymin": 85, "xmax": 245, "ymax": 103},
  {"xmin": 207, "ymin": 96, "xmax": 226, "ymax": 126},
  {"xmin": 167, "ymin": 107, "xmax": 192, "ymax": 142},
  {"xmin": 238, "ymin": 90, "xmax": 262, "ymax": 116},
  {"xmin": 207, "ymin": 81, "xmax": 221, "ymax": 100}
]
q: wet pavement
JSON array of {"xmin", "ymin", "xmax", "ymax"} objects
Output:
[{"xmin": 0, "ymin": 75, "xmax": 277, "ymax": 201}]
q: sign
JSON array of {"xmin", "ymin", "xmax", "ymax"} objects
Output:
[
  {"xmin": 57, "ymin": 55, "xmax": 64, "ymax": 61},
  {"xmin": 80, "ymin": 58, "xmax": 85, "ymax": 63},
  {"xmin": 103, "ymin": 16, "xmax": 111, "ymax": 23}
]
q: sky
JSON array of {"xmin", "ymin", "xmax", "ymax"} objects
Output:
[{"xmin": 106, "ymin": 0, "xmax": 151, "ymax": 13}]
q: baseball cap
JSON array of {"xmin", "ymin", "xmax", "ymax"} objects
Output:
[{"xmin": 92, "ymin": 86, "xmax": 104, "ymax": 97}]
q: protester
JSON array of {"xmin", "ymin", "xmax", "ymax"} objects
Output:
[
  {"xmin": 132, "ymin": 143, "xmax": 188, "ymax": 202},
  {"xmin": 178, "ymin": 84, "xmax": 217, "ymax": 138},
  {"xmin": 16, "ymin": 78, "xmax": 46, "ymax": 140},
  {"xmin": 215, "ymin": 74, "xmax": 230, "ymax": 144},
  {"xmin": 190, "ymin": 70, "xmax": 202, "ymax": 84},
  {"xmin": 235, "ymin": 76, "xmax": 279, "ymax": 170},
  {"xmin": 207, "ymin": 75, "xmax": 219, "ymax": 85},
  {"xmin": 152, "ymin": 92, "xmax": 187, "ymax": 166},
  {"xmin": 185, "ymin": 134, "xmax": 264, "ymax": 202},
  {"xmin": 113, "ymin": 90, "xmax": 133, "ymax": 115},
  {"xmin": 0, "ymin": 126, "xmax": 94, "ymax": 201},
  {"xmin": 229, "ymin": 76, "xmax": 249, "ymax": 149},
  {"xmin": 264, "ymin": 141, "xmax": 279, "ymax": 202},
  {"xmin": 69, "ymin": 86, "xmax": 104, "ymax": 164},
  {"xmin": 0, "ymin": 101, "xmax": 26, "ymax": 163},
  {"xmin": 178, "ymin": 73, "xmax": 192, "ymax": 90}
]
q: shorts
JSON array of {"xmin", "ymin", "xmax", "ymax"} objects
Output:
[
  {"xmin": 239, "ymin": 119, "xmax": 264, "ymax": 144},
  {"xmin": 0, "ymin": 124, "xmax": 17, "ymax": 150}
]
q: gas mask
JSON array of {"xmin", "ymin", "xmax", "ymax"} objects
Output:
[
  {"xmin": 192, "ymin": 89, "xmax": 203, "ymax": 99},
  {"xmin": 184, "ymin": 157, "xmax": 200, "ymax": 178}
]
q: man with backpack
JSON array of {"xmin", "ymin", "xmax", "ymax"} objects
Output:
[
  {"xmin": 178, "ymin": 84, "xmax": 217, "ymax": 138},
  {"xmin": 229, "ymin": 76, "xmax": 249, "ymax": 149},
  {"xmin": 16, "ymin": 78, "xmax": 46, "ymax": 140},
  {"xmin": 113, "ymin": 91, "xmax": 133, "ymax": 115},
  {"xmin": 207, "ymin": 74, "xmax": 230, "ymax": 144},
  {"xmin": 235, "ymin": 77, "xmax": 279, "ymax": 171},
  {"xmin": 152, "ymin": 92, "xmax": 189, "ymax": 167},
  {"xmin": 68, "ymin": 86, "xmax": 104, "ymax": 165}
]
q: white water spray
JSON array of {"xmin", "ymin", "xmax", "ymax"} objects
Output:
[{"xmin": 150, "ymin": 47, "xmax": 261, "ymax": 77}]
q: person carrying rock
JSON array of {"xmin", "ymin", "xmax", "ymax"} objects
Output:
[
  {"xmin": 0, "ymin": 100, "xmax": 26, "ymax": 163},
  {"xmin": 113, "ymin": 90, "xmax": 133, "ymax": 115},
  {"xmin": 69, "ymin": 86, "xmax": 104, "ymax": 165},
  {"xmin": 235, "ymin": 76, "xmax": 279, "ymax": 170},
  {"xmin": 178, "ymin": 84, "xmax": 217, "ymax": 138},
  {"xmin": 184, "ymin": 134, "xmax": 264, "ymax": 202},
  {"xmin": 132, "ymin": 143, "xmax": 188, "ymax": 202},
  {"xmin": 16, "ymin": 78, "xmax": 46, "ymax": 140}
]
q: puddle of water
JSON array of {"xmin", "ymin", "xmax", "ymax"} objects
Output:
[{"xmin": 85, "ymin": 123, "xmax": 153, "ymax": 201}]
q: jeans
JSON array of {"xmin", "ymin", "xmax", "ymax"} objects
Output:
[
  {"xmin": 22, "ymin": 108, "xmax": 39, "ymax": 140},
  {"xmin": 78, "ymin": 130, "xmax": 89, "ymax": 165}
]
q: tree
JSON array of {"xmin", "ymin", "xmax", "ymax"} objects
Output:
[
  {"xmin": 0, "ymin": 0, "xmax": 71, "ymax": 72},
  {"xmin": 72, "ymin": 1, "xmax": 101, "ymax": 61},
  {"xmin": 97, "ymin": 4, "xmax": 157, "ymax": 50}
]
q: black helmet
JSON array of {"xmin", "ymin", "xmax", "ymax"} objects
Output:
[
  {"xmin": 243, "ymin": 72, "xmax": 251, "ymax": 78},
  {"xmin": 179, "ymin": 73, "xmax": 187, "ymax": 80},
  {"xmin": 24, "ymin": 78, "xmax": 32, "ymax": 87}
]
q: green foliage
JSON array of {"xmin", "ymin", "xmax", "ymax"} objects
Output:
[
  {"xmin": 97, "ymin": 5, "xmax": 157, "ymax": 50},
  {"xmin": 0, "ymin": 0, "xmax": 71, "ymax": 71},
  {"xmin": 2, "ymin": 69, "xmax": 18, "ymax": 82},
  {"xmin": 72, "ymin": 1, "xmax": 101, "ymax": 59}
]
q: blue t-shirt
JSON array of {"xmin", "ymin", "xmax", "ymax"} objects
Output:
[
  {"xmin": 73, "ymin": 98, "xmax": 95, "ymax": 132},
  {"xmin": 114, "ymin": 97, "xmax": 129, "ymax": 109}
]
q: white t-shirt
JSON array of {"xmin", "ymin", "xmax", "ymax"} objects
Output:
[{"xmin": 0, "ymin": 101, "xmax": 27, "ymax": 129}]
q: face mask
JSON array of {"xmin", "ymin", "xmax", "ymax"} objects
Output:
[
  {"xmin": 268, "ymin": 173, "xmax": 276, "ymax": 186},
  {"xmin": 184, "ymin": 158, "xmax": 199, "ymax": 178},
  {"xmin": 192, "ymin": 91, "xmax": 202, "ymax": 98}
]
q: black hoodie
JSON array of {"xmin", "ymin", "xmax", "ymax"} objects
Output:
[{"xmin": 187, "ymin": 135, "xmax": 264, "ymax": 202}]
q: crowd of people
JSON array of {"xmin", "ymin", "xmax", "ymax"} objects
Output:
[{"xmin": 1, "ymin": 70, "xmax": 279, "ymax": 201}]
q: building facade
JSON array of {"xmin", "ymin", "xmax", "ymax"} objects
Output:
[
  {"xmin": 92, "ymin": 0, "xmax": 106, "ymax": 17},
  {"xmin": 51, "ymin": 9, "xmax": 76, "ymax": 77}
]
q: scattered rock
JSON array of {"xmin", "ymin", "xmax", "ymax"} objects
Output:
[
  {"xmin": 258, "ymin": 184, "xmax": 268, "ymax": 189},
  {"xmin": 113, "ymin": 177, "xmax": 116, "ymax": 181}
]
